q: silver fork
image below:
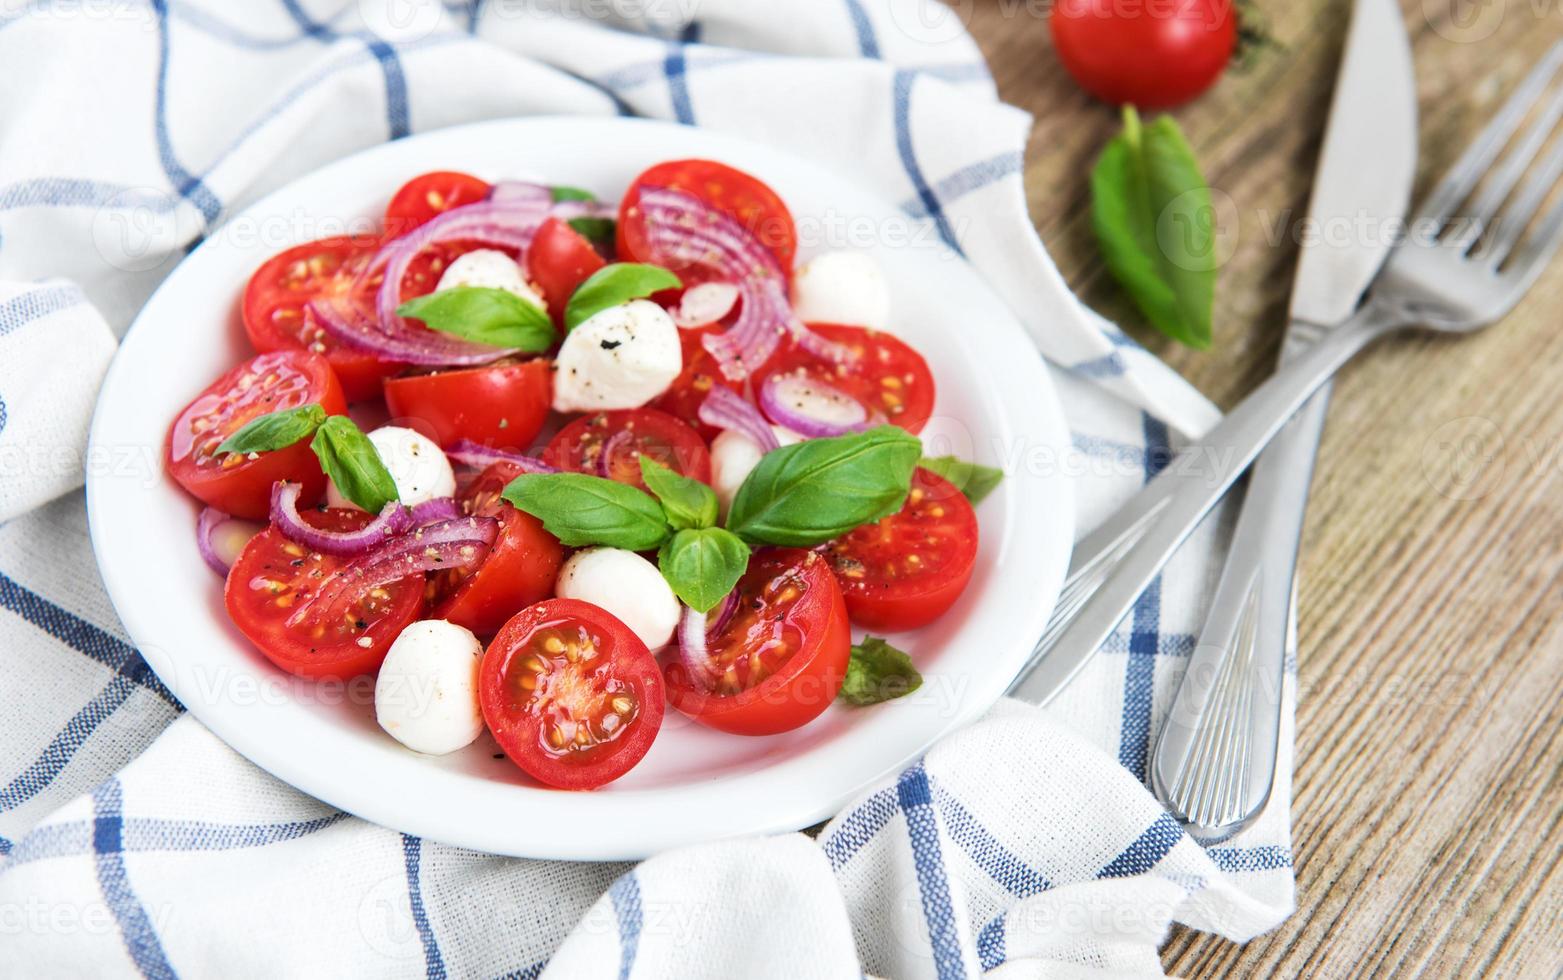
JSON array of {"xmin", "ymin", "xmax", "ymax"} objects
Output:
[{"xmin": 1008, "ymin": 40, "xmax": 1563, "ymax": 719}]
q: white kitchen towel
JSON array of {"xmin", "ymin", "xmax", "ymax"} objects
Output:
[{"xmin": 0, "ymin": 2, "xmax": 1294, "ymax": 977}]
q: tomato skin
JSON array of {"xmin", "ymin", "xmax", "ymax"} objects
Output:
[
  {"xmin": 241, "ymin": 236, "xmax": 399, "ymax": 402},
  {"xmin": 384, "ymin": 171, "xmax": 493, "ymax": 236},
  {"xmin": 755, "ymin": 322, "xmax": 936, "ymax": 434},
  {"xmin": 225, "ymin": 508, "xmax": 424, "ymax": 679},
  {"xmin": 648, "ymin": 324, "xmax": 744, "ymax": 441},
  {"xmin": 383, "ymin": 360, "xmax": 552, "ymax": 451},
  {"xmin": 618, "ymin": 159, "xmax": 797, "ymax": 275},
  {"xmin": 165, "ymin": 350, "xmax": 346, "ymax": 519},
  {"xmin": 429, "ymin": 462, "xmax": 564, "ymax": 637},
  {"xmin": 528, "ymin": 216, "xmax": 606, "ymax": 322},
  {"xmin": 480, "ymin": 598, "xmax": 665, "ymax": 790},
  {"xmin": 825, "ymin": 469, "xmax": 978, "ymax": 631},
  {"xmin": 1050, "ymin": 0, "xmax": 1237, "ymax": 110},
  {"xmin": 544, "ymin": 409, "xmax": 712, "ymax": 491},
  {"xmin": 665, "ymin": 549, "xmax": 851, "ymax": 736}
]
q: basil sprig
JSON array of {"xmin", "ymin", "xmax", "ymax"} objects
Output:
[
  {"xmin": 568, "ymin": 217, "xmax": 616, "ymax": 254},
  {"xmin": 310, "ymin": 416, "xmax": 399, "ymax": 513},
  {"xmin": 919, "ymin": 456, "xmax": 1004, "ymax": 505},
  {"xmin": 564, "ymin": 263, "xmax": 681, "ymax": 331},
  {"xmin": 215, "ymin": 403, "xmax": 326, "ymax": 456},
  {"xmin": 395, "ymin": 286, "xmax": 556, "ymax": 351},
  {"xmin": 1091, "ymin": 106, "xmax": 1216, "ymax": 349},
  {"xmin": 727, "ymin": 426, "xmax": 923, "ymax": 547},
  {"xmin": 639, "ymin": 457, "xmax": 718, "ymax": 531},
  {"xmin": 839, "ymin": 636, "xmax": 923, "ymax": 706},
  {"xmin": 551, "ymin": 185, "xmax": 596, "ymax": 203},
  {"xmin": 502, "ymin": 473, "xmax": 670, "ymax": 551}
]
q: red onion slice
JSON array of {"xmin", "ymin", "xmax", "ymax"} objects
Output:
[
  {"xmin": 698, "ymin": 388, "xmax": 779, "ymax": 453},
  {"xmin": 270, "ymin": 481, "xmax": 412, "ymax": 557},
  {"xmin": 196, "ymin": 507, "xmax": 263, "ymax": 575},
  {"xmin": 547, "ymin": 198, "xmax": 616, "ymax": 222},
  {"xmin": 676, "ymin": 590, "xmax": 737, "ymax": 691},
  {"xmin": 309, "ymin": 296, "xmax": 516, "ymax": 367},
  {"xmin": 409, "ymin": 497, "xmax": 460, "ymax": 525},
  {"xmin": 445, "ymin": 440, "xmax": 557, "ymax": 473},
  {"xmin": 758, "ymin": 371, "xmax": 871, "ymax": 438},
  {"xmin": 289, "ymin": 516, "xmax": 498, "ymax": 627},
  {"xmin": 489, "ymin": 180, "xmax": 551, "ymax": 206},
  {"xmin": 793, "ymin": 323, "xmax": 857, "ymax": 364},
  {"xmin": 374, "ymin": 198, "xmax": 551, "ymax": 329},
  {"xmin": 597, "ymin": 428, "xmax": 634, "ymax": 478},
  {"xmin": 672, "ymin": 282, "xmax": 741, "ymax": 328}
]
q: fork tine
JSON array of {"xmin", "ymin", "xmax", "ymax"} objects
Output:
[
  {"xmin": 1498, "ymin": 190, "xmax": 1563, "ymax": 294},
  {"xmin": 1482, "ymin": 131, "xmax": 1563, "ymax": 264},
  {"xmin": 1414, "ymin": 41, "xmax": 1563, "ymax": 227},
  {"xmin": 1458, "ymin": 75, "xmax": 1563, "ymax": 253}
]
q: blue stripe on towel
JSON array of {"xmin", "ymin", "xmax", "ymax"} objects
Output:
[
  {"xmin": 843, "ymin": 0, "xmax": 880, "ymax": 58},
  {"xmin": 899, "ymin": 765, "xmax": 967, "ymax": 980},
  {"xmin": 608, "ymin": 870, "xmax": 643, "ymax": 980},
  {"xmin": 402, "ymin": 834, "xmax": 447, "ymax": 979},
  {"xmin": 92, "ymin": 779, "xmax": 176, "ymax": 979},
  {"xmin": 1098, "ymin": 812, "xmax": 1182, "ymax": 879},
  {"xmin": 892, "ymin": 71, "xmax": 961, "ymax": 253}
]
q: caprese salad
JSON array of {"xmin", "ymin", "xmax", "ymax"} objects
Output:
[{"xmin": 166, "ymin": 161, "xmax": 1003, "ymax": 790}]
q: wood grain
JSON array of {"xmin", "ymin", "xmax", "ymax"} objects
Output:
[{"xmin": 964, "ymin": 1, "xmax": 1563, "ymax": 975}]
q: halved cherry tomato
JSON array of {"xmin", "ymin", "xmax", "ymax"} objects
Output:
[
  {"xmin": 225, "ymin": 508, "xmax": 424, "ymax": 679},
  {"xmin": 480, "ymin": 598, "xmax": 665, "ymax": 789},
  {"xmin": 665, "ymin": 549, "xmax": 851, "ymax": 736},
  {"xmin": 823, "ymin": 469, "xmax": 978, "ymax": 631},
  {"xmin": 241, "ymin": 236, "xmax": 399, "ymax": 402},
  {"xmin": 384, "ymin": 360, "xmax": 552, "ymax": 451},
  {"xmin": 384, "ymin": 171, "xmax": 493, "ymax": 237},
  {"xmin": 165, "ymin": 350, "xmax": 346, "ymax": 519},
  {"xmin": 618, "ymin": 159, "xmax": 797, "ymax": 275},
  {"xmin": 528, "ymin": 216, "xmax": 606, "ymax": 323},
  {"xmin": 544, "ymin": 408, "xmax": 712, "ymax": 491},
  {"xmin": 428, "ymin": 462, "xmax": 564, "ymax": 637},
  {"xmin": 755, "ymin": 322, "xmax": 936, "ymax": 434},
  {"xmin": 648, "ymin": 324, "xmax": 744, "ymax": 441}
]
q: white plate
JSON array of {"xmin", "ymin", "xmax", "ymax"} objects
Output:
[{"xmin": 87, "ymin": 118, "xmax": 1073, "ymax": 860}]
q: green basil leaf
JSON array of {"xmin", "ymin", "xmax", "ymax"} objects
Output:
[
  {"xmin": 310, "ymin": 416, "xmax": 399, "ymax": 513},
  {"xmin": 657, "ymin": 527, "xmax": 750, "ymax": 613},
  {"xmin": 918, "ymin": 456, "xmax": 1005, "ymax": 505},
  {"xmin": 501, "ymin": 473, "xmax": 670, "ymax": 550},
  {"xmin": 727, "ymin": 426, "xmax": 923, "ymax": 547},
  {"xmin": 639, "ymin": 457, "xmax": 718, "ymax": 531},
  {"xmin": 215, "ymin": 403, "xmax": 326, "ymax": 456},
  {"xmin": 839, "ymin": 636, "xmax": 923, "ymax": 706},
  {"xmin": 551, "ymin": 185, "xmax": 596, "ymax": 203},
  {"xmin": 1091, "ymin": 106, "xmax": 1215, "ymax": 349},
  {"xmin": 564, "ymin": 263, "xmax": 681, "ymax": 331},
  {"xmin": 567, "ymin": 216, "xmax": 616, "ymax": 253},
  {"xmin": 395, "ymin": 286, "xmax": 556, "ymax": 351}
]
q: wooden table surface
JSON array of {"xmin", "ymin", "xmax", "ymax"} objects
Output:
[{"xmin": 965, "ymin": 1, "xmax": 1563, "ymax": 976}]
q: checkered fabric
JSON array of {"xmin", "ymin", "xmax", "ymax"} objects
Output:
[{"xmin": 0, "ymin": 2, "xmax": 1295, "ymax": 977}]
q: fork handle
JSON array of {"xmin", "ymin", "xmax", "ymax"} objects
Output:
[
  {"xmin": 1148, "ymin": 381, "xmax": 1329, "ymax": 841},
  {"xmin": 1008, "ymin": 299, "xmax": 1404, "ymax": 706}
]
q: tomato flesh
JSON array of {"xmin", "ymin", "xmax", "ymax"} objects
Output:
[
  {"xmin": 824, "ymin": 469, "xmax": 978, "ymax": 631},
  {"xmin": 241, "ymin": 237, "xmax": 398, "ymax": 402},
  {"xmin": 528, "ymin": 216, "xmax": 607, "ymax": 322},
  {"xmin": 1050, "ymin": 0, "xmax": 1237, "ymax": 110},
  {"xmin": 429, "ymin": 462, "xmax": 564, "ymax": 637},
  {"xmin": 618, "ymin": 159, "xmax": 797, "ymax": 275},
  {"xmin": 480, "ymin": 598, "xmax": 664, "ymax": 789},
  {"xmin": 165, "ymin": 350, "xmax": 346, "ymax": 519},
  {"xmin": 225, "ymin": 508, "xmax": 423, "ymax": 679},
  {"xmin": 384, "ymin": 170, "xmax": 493, "ymax": 236},
  {"xmin": 544, "ymin": 408, "xmax": 712, "ymax": 491},
  {"xmin": 756, "ymin": 322, "xmax": 936, "ymax": 434},
  {"xmin": 665, "ymin": 549, "xmax": 851, "ymax": 736},
  {"xmin": 648, "ymin": 324, "xmax": 744, "ymax": 441},
  {"xmin": 384, "ymin": 359, "xmax": 552, "ymax": 451}
]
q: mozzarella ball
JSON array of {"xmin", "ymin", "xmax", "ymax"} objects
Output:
[
  {"xmin": 375, "ymin": 620, "xmax": 485, "ymax": 755},
  {"xmin": 555, "ymin": 548, "xmax": 680, "ymax": 650},
  {"xmin": 710, "ymin": 426, "xmax": 803, "ymax": 515},
  {"xmin": 435, "ymin": 248, "xmax": 545, "ymax": 309},
  {"xmin": 552, "ymin": 300, "xmax": 682, "ymax": 413},
  {"xmin": 327, "ymin": 425, "xmax": 455, "ymax": 510},
  {"xmin": 790, "ymin": 251, "xmax": 890, "ymax": 330}
]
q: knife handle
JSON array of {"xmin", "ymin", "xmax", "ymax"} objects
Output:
[{"xmin": 1148, "ymin": 383, "xmax": 1330, "ymax": 841}]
